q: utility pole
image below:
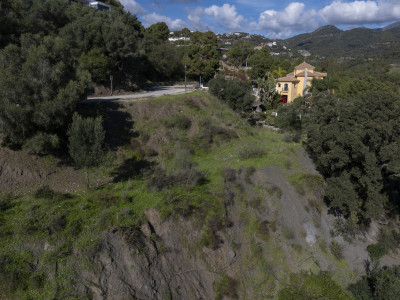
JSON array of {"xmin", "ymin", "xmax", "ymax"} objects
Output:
[
  {"xmin": 110, "ymin": 75, "xmax": 113, "ymax": 96},
  {"xmin": 184, "ymin": 65, "xmax": 187, "ymax": 93}
]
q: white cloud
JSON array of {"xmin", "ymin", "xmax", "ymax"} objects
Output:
[
  {"xmin": 204, "ymin": 4, "xmax": 246, "ymax": 31},
  {"xmin": 251, "ymin": 1, "xmax": 400, "ymax": 38},
  {"xmin": 319, "ymin": 1, "xmax": 400, "ymax": 24},
  {"xmin": 142, "ymin": 13, "xmax": 188, "ymax": 30},
  {"xmin": 187, "ymin": 7, "xmax": 211, "ymax": 31},
  {"xmin": 250, "ymin": 2, "xmax": 318, "ymax": 38},
  {"xmin": 119, "ymin": 0, "xmax": 146, "ymax": 15}
]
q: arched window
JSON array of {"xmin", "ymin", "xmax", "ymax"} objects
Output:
[{"xmin": 283, "ymin": 83, "xmax": 289, "ymax": 92}]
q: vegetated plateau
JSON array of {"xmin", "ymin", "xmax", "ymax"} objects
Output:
[{"xmin": 0, "ymin": 92, "xmax": 363, "ymax": 299}]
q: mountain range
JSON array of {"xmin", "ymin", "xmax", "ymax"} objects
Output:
[{"xmin": 281, "ymin": 21, "xmax": 400, "ymax": 59}]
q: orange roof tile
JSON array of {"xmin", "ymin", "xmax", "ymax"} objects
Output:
[
  {"xmin": 278, "ymin": 77, "xmax": 300, "ymax": 82},
  {"xmin": 296, "ymin": 71, "xmax": 327, "ymax": 77},
  {"xmin": 294, "ymin": 62, "xmax": 315, "ymax": 70}
]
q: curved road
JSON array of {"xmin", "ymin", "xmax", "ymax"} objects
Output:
[{"xmin": 85, "ymin": 85, "xmax": 195, "ymax": 103}]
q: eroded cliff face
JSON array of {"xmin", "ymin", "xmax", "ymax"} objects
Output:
[
  {"xmin": 77, "ymin": 164, "xmax": 382, "ymax": 300},
  {"xmin": 84, "ymin": 208, "xmax": 237, "ymax": 300}
]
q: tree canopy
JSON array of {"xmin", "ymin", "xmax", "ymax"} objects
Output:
[
  {"xmin": 208, "ymin": 75, "xmax": 254, "ymax": 111},
  {"xmin": 304, "ymin": 92, "xmax": 400, "ymax": 222},
  {"xmin": 145, "ymin": 22, "xmax": 170, "ymax": 42}
]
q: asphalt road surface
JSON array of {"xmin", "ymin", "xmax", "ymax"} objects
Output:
[{"xmin": 85, "ymin": 85, "xmax": 195, "ymax": 103}]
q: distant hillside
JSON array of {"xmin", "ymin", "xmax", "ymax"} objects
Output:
[
  {"xmin": 217, "ymin": 32, "xmax": 271, "ymax": 46},
  {"xmin": 283, "ymin": 25, "xmax": 400, "ymax": 59},
  {"xmin": 382, "ymin": 20, "xmax": 400, "ymax": 31}
]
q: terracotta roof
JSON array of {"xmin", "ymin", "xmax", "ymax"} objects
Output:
[
  {"xmin": 296, "ymin": 71, "xmax": 327, "ymax": 77},
  {"xmin": 277, "ymin": 72, "xmax": 298, "ymax": 82},
  {"xmin": 294, "ymin": 62, "xmax": 315, "ymax": 70},
  {"xmin": 278, "ymin": 77, "xmax": 300, "ymax": 83}
]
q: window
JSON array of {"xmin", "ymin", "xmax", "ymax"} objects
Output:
[
  {"xmin": 278, "ymin": 83, "xmax": 281, "ymax": 88},
  {"xmin": 283, "ymin": 83, "xmax": 289, "ymax": 92}
]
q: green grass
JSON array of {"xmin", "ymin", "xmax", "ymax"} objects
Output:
[
  {"xmin": 388, "ymin": 67, "xmax": 400, "ymax": 75},
  {"xmin": 0, "ymin": 92, "xmax": 318, "ymax": 298},
  {"xmin": 289, "ymin": 173, "xmax": 325, "ymax": 197}
]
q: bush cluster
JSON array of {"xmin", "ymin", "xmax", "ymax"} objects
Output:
[
  {"xmin": 208, "ymin": 75, "xmax": 254, "ymax": 111},
  {"xmin": 213, "ymin": 275, "xmax": 238, "ymax": 300}
]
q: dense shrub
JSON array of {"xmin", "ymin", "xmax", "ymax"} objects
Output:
[
  {"xmin": 330, "ymin": 241, "xmax": 344, "ymax": 260},
  {"xmin": 367, "ymin": 243, "xmax": 388, "ymax": 261},
  {"xmin": 191, "ymin": 119, "xmax": 238, "ymax": 152},
  {"xmin": 278, "ymin": 271, "xmax": 351, "ymax": 300},
  {"xmin": 162, "ymin": 114, "xmax": 192, "ymax": 130},
  {"xmin": 221, "ymin": 166, "xmax": 236, "ymax": 182},
  {"xmin": 147, "ymin": 168, "xmax": 207, "ymax": 191},
  {"xmin": 349, "ymin": 265, "xmax": 400, "ymax": 300},
  {"xmin": 282, "ymin": 131, "xmax": 301, "ymax": 143},
  {"xmin": 238, "ymin": 143, "xmax": 267, "ymax": 159},
  {"xmin": 274, "ymin": 101, "xmax": 303, "ymax": 131},
  {"xmin": 213, "ymin": 275, "xmax": 238, "ymax": 300},
  {"xmin": 305, "ymin": 92, "xmax": 400, "ymax": 222},
  {"xmin": 208, "ymin": 75, "xmax": 254, "ymax": 111}
]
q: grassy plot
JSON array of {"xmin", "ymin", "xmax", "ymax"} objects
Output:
[{"xmin": 0, "ymin": 92, "xmax": 340, "ymax": 298}]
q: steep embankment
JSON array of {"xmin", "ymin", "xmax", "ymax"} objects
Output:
[{"xmin": 1, "ymin": 92, "xmax": 394, "ymax": 299}]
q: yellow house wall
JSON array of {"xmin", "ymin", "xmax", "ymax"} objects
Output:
[
  {"xmin": 296, "ymin": 77, "xmax": 313, "ymax": 97},
  {"xmin": 276, "ymin": 68, "xmax": 326, "ymax": 103},
  {"xmin": 276, "ymin": 82, "xmax": 297, "ymax": 102}
]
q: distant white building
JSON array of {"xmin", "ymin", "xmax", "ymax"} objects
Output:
[
  {"xmin": 168, "ymin": 37, "xmax": 190, "ymax": 42},
  {"xmin": 71, "ymin": 0, "xmax": 110, "ymax": 11}
]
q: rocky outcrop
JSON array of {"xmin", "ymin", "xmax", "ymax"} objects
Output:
[{"xmin": 84, "ymin": 209, "xmax": 239, "ymax": 300}]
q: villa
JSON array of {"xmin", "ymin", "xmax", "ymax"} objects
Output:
[
  {"xmin": 276, "ymin": 62, "xmax": 326, "ymax": 103},
  {"xmin": 71, "ymin": 0, "xmax": 111, "ymax": 11}
]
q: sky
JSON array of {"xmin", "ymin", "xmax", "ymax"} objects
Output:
[{"xmin": 119, "ymin": 0, "xmax": 400, "ymax": 38}]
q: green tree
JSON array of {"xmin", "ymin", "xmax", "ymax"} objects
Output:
[
  {"xmin": 146, "ymin": 41, "xmax": 182, "ymax": 80},
  {"xmin": 0, "ymin": 42, "xmax": 90, "ymax": 152},
  {"xmin": 247, "ymin": 48, "xmax": 277, "ymax": 79},
  {"xmin": 272, "ymin": 66, "xmax": 287, "ymax": 78},
  {"xmin": 304, "ymin": 92, "xmax": 400, "ymax": 221},
  {"xmin": 183, "ymin": 43, "xmax": 220, "ymax": 81},
  {"xmin": 103, "ymin": 12, "xmax": 141, "ymax": 71},
  {"xmin": 208, "ymin": 75, "xmax": 254, "ymax": 111},
  {"xmin": 145, "ymin": 22, "xmax": 169, "ymax": 41},
  {"xmin": 228, "ymin": 39, "xmax": 254, "ymax": 68},
  {"xmin": 349, "ymin": 265, "xmax": 400, "ymax": 300},
  {"xmin": 191, "ymin": 30, "xmax": 218, "ymax": 46},
  {"xmin": 79, "ymin": 48, "xmax": 111, "ymax": 84},
  {"xmin": 256, "ymin": 72, "xmax": 278, "ymax": 109},
  {"xmin": 68, "ymin": 113, "xmax": 105, "ymax": 187}
]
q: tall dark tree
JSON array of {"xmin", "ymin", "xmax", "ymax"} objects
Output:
[
  {"xmin": 0, "ymin": 41, "xmax": 90, "ymax": 152},
  {"xmin": 68, "ymin": 113, "xmax": 105, "ymax": 187},
  {"xmin": 145, "ymin": 22, "xmax": 169, "ymax": 42},
  {"xmin": 208, "ymin": 75, "xmax": 254, "ymax": 111},
  {"xmin": 304, "ymin": 92, "xmax": 400, "ymax": 222},
  {"xmin": 228, "ymin": 40, "xmax": 254, "ymax": 68},
  {"xmin": 183, "ymin": 43, "xmax": 219, "ymax": 81},
  {"xmin": 247, "ymin": 48, "xmax": 276, "ymax": 79}
]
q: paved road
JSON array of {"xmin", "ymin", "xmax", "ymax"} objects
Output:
[{"xmin": 85, "ymin": 85, "xmax": 195, "ymax": 103}]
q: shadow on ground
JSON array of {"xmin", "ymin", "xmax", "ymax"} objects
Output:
[
  {"xmin": 77, "ymin": 102, "xmax": 134, "ymax": 149},
  {"xmin": 111, "ymin": 156, "xmax": 153, "ymax": 182}
]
